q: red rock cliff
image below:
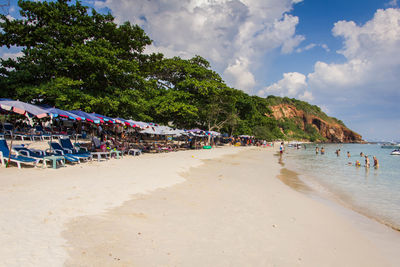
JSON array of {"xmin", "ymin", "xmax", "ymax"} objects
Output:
[{"xmin": 269, "ymin": 104, "xmax": 363, "ymax": 143}]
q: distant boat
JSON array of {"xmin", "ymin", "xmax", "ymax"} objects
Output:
[
  {"xmin": 391, "ymin": 149, "xmax": 400, "ymax": 155},
  {"xmin": 381, "ymin": 143, "xmax": 400, "ymax": 149}
]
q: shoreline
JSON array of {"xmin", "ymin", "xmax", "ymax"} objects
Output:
[
  {"xmin": 277, "ymin": 157, "xmax": 400, "ymax": 232},
  {"xmin": 62, "ymin": 147, "xmax": 398, "ymax": 266},
  {"xmin": 276, "ymin": 152, "xmax": 400, "ymax": 265}
]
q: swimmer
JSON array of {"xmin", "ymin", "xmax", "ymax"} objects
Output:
[
  {"xmin": 355, "ymin": 160, "xmax": 361, "ymax": 167},
  {"xmin": 347, "ymin": 151, "xmax": 351, "ymax": 158},
  {"xmin": 373, "ymin": 156, "xmax": 379, "ymax": 168},
  {"xmin": 321, "ymin": 147, "xmax": 325, "ymax": 155},
  {"xmin": 315, "ymin": 146, "xmax": 319, "ymax": 154},
  {"xmin": 360, "ymin": 152, "xmax": 364, "ymax": 157},
  {"xmin": 365, "ymin": 155, "xmax": 370, "ymax": 168}
]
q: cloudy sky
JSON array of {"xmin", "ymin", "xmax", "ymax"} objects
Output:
[{"xmin": 2, "ymin": 0, "xmax": 400, "ymax": 141}]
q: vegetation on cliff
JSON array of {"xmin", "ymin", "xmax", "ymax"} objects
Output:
[{"xmin": 0, "ymin": 0, "xmax": 359, "ymax": 142}]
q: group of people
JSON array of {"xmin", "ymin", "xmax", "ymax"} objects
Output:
[
  {"xmin": 315, "ymin": 146, "xmax": 379, "ymax": 169},
  {"xmin": 315, "ymin": 146, "xmax": 325, "ymax": 155},
  {"xmin": 355, "ymin": 152, "xmax": 379, "ymax": 169}
]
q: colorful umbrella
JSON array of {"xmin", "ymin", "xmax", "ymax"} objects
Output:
[
  {"xmin": 69, "ymin": 110, "xmax": 102, "ymax": 124},
  {"xmin": 0, "ymin": 99, "xmax": 49, "ymax": 119},
  {"xmin": 44, "ymin": 107, "xmax": 82, "ymax": 121},
  {"xmin": 94, "ymin": 113, "xmax": 115, "ymax": 124}
]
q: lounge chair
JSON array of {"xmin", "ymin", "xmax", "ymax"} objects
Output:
[
  {"xmin": 0, "ymin": 140, "xmax": 39, "ymax": 168},
  {"xmin": 59, "ymin": 138, "xmax": 89, "ymax": 154},
  {"xmin": 13, "ymin": 146, "xmax": 79, "ymax": 165},
  {"xmin": 49, "ymin": 142, "xmax": 92, "ymax": 162}
]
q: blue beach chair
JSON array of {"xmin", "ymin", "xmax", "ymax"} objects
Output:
[
  {"xmin": 49, "ymin": 142, "xmax": 92, "ymax": 162},
  {"xmin": 0, "ymin": 139, "xmax": 39, "ymax": 168},
  {"xmin": 13, "ymin": 146, "xmax": 79, "ymax": 165},
  {"xmin": 59, "ymin": 138, "xmax": 89, "ymax": 154}
]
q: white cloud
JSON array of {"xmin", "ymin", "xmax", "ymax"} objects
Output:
[
  {"xmin": 257, "ymin": 72, "xmax": 312, "ymax": 100},
  {"xmin": 95, "ymin": 0, "xmax": 304, "ymax": 91},
  {"xmin": 308, "ymin": 8, "xmax": 400, "ymax": 93},
  {"xmin": 1, "ymin": 51, "xmax": 23, "ymax": 60},
  {"xmin": 296, "ymin": 43, "xmax": 330, "ymax": 53},
  {"xmin": 386, "ymin": 0, "xmax": 398, "ymax": 7},
  {"xmin": 224, "ymin": 57, "xmax": 256, "ymax": 92}
]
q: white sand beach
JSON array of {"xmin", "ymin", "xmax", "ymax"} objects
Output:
[{"xmin": 1, "ymin": 145, "xmax": 400, "ymax": 266}]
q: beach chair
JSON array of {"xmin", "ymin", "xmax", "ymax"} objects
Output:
[
  {"xmin": 3, "ymin": 123, "xmax": 13, "ymax": 138},
  {"xmin": 59, "ymin": 138, "xmax": 89, "ymax": 154},
  {"xmin": 14, "ymin": 133, "xmax": 33, "ymax": 141},
  {"xmin": 49, "ymin": 142, "xmax": 92, "ymax": 162},
  {"xmin": 13, "ymin": 146, "xmax": 79, "ymax": 165},
  {"xmin": 0, "ymin": 139, "xmax": 39, "ymax": 169}
]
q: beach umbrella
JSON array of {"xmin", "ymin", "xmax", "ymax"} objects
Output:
[
  {"xmin": 0, "ymin": 99, "xmax": 49, "ymax": 119},
  {"xmin": 69, "ymin": 110, "xmax": 102, "ymax": 124},
  {"xmin": 114, "ymin": 118, "xmax": 134, "ymax": 127},
  {"xmin": 126, "ymin": 120, "xmax": 150, "ymax": 129},
  {"xmin": 94, "ymin": 113, "xmax": 116, "ymax": 124},
  {"xmin": 0, "ymin": 100, "xmax": 49, "ymax": 167},
  {"xmin": 44, "ymin": 107, "xmax": 82, "ymax": 121}
]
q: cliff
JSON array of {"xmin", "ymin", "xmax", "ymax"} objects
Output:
[{"xmin": 268, "ymin": 104, "xmax": 362, "ymax": 143}]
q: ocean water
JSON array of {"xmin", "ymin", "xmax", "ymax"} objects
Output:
[{"xmin": 283, "ymin": 143, "xmax": 400, "ymax": 230}]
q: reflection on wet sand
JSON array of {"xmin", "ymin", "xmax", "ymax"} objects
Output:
[{"xmin": 277, "ymin": 168, "xmax": 312, "ymax": 193}]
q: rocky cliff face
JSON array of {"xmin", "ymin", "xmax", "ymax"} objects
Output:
[{"xmin": 269, "ymin": 104, "xmax": 363, "ymax": 143}]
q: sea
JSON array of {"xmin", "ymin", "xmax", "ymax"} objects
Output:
[{"xmin": 283, "ymin": 143, "xmax": 400, "ymax": 230}]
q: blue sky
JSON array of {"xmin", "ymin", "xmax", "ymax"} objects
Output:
[{"xmin": 2, "ymin": 0, "xmax": 400, "ymax": 141}]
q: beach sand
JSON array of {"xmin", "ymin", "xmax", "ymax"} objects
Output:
[{"xmin": 1, "ymin": 145, "xmax": 400, "ymax": 266}]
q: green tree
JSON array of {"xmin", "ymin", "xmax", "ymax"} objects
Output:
[{"xmin": 0, "ymin": 0, "xmax": 153, "ymax": 119}]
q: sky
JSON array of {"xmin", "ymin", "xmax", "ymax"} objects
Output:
[{"xmin": 1, "ymin": 0, "xmax": 400, "ymax": 141}]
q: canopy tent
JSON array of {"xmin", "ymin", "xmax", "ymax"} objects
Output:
[
  {"xmin": 44, "ymin": 107, "xmax": 81, "ymax": 121},
  {"xmin": 140, "ymin": 126, "xmax": 166, "ymax": 135},
  {"xmin": 69, "ymin": 110, "xmax": 102, "ymax": 124},
  {"xmin": 0, "ymin": 99, "xmax": 49, "ymax": 119}
]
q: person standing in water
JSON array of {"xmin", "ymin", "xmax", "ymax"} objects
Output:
[
  {"xmin": 279, "ymin": 142, "xmax": 284, "ymax": 155},
  {"xmin": 373, "ymin": 156, "xmax": 379, "ymax": 168},
  {"xmin": 360, "ymin": 152, "xmax": 364, "ymax": 157},
  {"xmin": 321, "ymin": 147, "xmax": 325, "ymax": 155},
  {"xmin": 315, "ymin": 146, "xmax": 319, "ymax": 154},
  {"xmin": 347, "ymin": 151, "xmax": 351, "ymax": 158},
  {"xmin": 365, "ymin": 155, "xmax": 370, "ymax": 168}
]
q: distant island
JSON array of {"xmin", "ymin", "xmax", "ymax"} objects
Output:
[{"xmin": 0, "ymin": 0, "xmax": 361, "ymax": 142}]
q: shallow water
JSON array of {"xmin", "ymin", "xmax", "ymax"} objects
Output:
[{"xmin": 283, "ymin": 143, "xmax": 400, "ymax": 230}]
